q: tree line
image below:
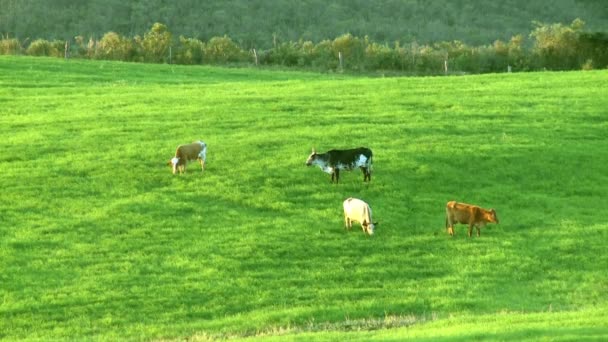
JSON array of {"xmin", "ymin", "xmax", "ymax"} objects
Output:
[
  {"xmin": 1, "ymin": 19, "xmax": 607, "ymax": 75},
  {"xmin": 2, "ymin": 0, "xmax": 607, "ymax": 49}
]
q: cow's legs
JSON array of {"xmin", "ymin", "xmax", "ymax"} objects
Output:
[
  {"xmin": 447, "ymin": 224, "xmax": 455, "ymax": 236},
  {"xmin": 334, "ymin": 169, "xmax": 340, "ymax": 183},
  {"xmin": 476, "ymin": 225, "xmax": 481, "ymax": 237},
  {"xmin": 446, "ymin": 216, "xmax": 454, "ymax": 236},
  {"xmin": 360, "ymin": 167, "xmax": 367, "ymax": 181},
  {"xmin": 467, "ymin": 223, "xmax": 473, "ymax": 237},
  {"xmin": 198, "ymin": 158, "xmax": 205, "ymax": 172},
  {"xmin": 361, "ymin": 166, "xmax": 372, "ymax": 182},
  {"xmin": 344, "ymin": 216, "xmax": 351, "ymax": 230}
]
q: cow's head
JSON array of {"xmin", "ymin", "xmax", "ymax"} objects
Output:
[
  {"xmin": 305, "ymin": 147, "xmax": 318, "ymax": 166},
  {"xmin": 487, "ymin": 209, "xmax": 499, "ymax": 224},
  {"xmin": 168, "ymin": 157, "xmax": 180, "ymax": 174},
  {"xmin": 362, "ymin": 220, "xmax": 377, "ymax": 235}
]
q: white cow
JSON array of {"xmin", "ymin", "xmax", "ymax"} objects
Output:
[
  {"xmin": 167, "ymin": 141, "xmax": 207, "ymax": 175},
  {"xmin": 343, "ymin": 197, "xmax": 377, "ymax": 235}
]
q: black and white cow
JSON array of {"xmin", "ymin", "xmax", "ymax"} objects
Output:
[{"xmin": 305, "ymin": 147, "xmax": 373, "ymax": 183}]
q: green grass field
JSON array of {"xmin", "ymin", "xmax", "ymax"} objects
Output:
[{"xmin": 1, "ymin": 56, "xmax": 607, "ymax": 341}]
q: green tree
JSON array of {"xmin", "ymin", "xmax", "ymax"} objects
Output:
[
  {"xmin": 530, "ymin": 18, "xmax": 585, "ymax": 70},
  {"xmin": 140, "ymin": 22, "xmax": 172, "ymax": 63},
  {"xmin": 507, "ymin": 34, "xmax": 527, "ymax": 71},
  {"xmin": 332, "ymin": 33, "xmax": 366, "ymax": 70},
  {"xmin": 175, "ymin": 36, "xmax": 205, "ymax": 65},
  {"xmin": 97, "ymin": 31, "xmax": 135, "ymax": 61},
  {"xmin": 204, "ymin": 35, "xmax": 245, "ymax": 64}
]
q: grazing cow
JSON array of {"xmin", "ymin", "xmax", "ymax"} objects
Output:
[
  {"xmin": 445, "ymin": 201, "xmax": 499, "ymax": 237},
  {"xmin": 343, "ymin": 197, "xmax": 377, "ymax": 235},
  {"xmin": 167, "ymin": 141, "xmax": 207, "ymax": 175},
  {"xmin": 305, "ymin": 147, "xmax": 373, "ymax": 183}
]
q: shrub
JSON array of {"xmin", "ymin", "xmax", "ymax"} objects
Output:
[
  {"xmin": 530, "ymin": 18, "xmax": 585, "ymax": 70},
  {"xmin": 26, "ymin": 39, "xmax": 59, "ymax": 57},
  {"xmin": 204, "ymin": 35, "xmax": 245, "ymax": 63},
  {"xmin": 97, "ymin": 32, "xmax": 135, "ymax": 61},
  {"xmin": 175, "ymin": 36, "xmax": 205, "ymax": 65},
  {"xmin": 332, "ymin": 33, "xmax": 366, "ymax": 70},
  {"xmin": 0, "ymin": 38, "xmax": 21, "ymax": 55},
  {"xmin": 140, "ymin": 23, "xmax": 172, "ymax": 63},
  {"xmin": 581, "ymin": 59, "xmax": 594, "ymax": 70},
  {"xmin": 311, "ymin": 40, "xmax": 337, "ymax": 70},
  {"xmin": 365, "ymin": 42, "xmax": 397, "ymax": 70},
  {"xmin": 266, "ymin": 41, "xmax": 301, "ymax": 66}
]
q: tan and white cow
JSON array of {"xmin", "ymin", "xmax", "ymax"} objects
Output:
[
  {"xmin": 343, "ymin": 197, "xmax": 377, "ymax": 235},
  {"xmin": 167, "ymin": 141, "xmax": 207, "ymax": 175},
  {"xmin": 445, "ymin": 201, "xmax": 498, "ymax": 237}
]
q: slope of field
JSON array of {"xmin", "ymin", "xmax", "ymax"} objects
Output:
[{"xmin": 0, "ymin": 56, "xmax": 607, "ymax": 341}]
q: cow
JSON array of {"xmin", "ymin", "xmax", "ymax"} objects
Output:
[
  {"xmin": 305, "ymin": 147, "xmax": 373, "ymax": 183},
  {"xmin": 343, "ymin": 197, "xmax": 377, "ymax": 235},
  {"xmin": 167, "ymin": 141, "xmax": 207, "ymax": 175},
  {"xmin": 445, "ymin": 201, "xmax": 499, "ymax": 237}
]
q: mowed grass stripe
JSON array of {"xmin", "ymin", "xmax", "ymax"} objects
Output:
[{"xmin": 0, "ymin": 56, "xmax": 607, "ymax": 340}]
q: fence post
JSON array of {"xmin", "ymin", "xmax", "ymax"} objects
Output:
[
  {"xmin": 64, "ymin": 40, "xmax": 70, "ymax": 60},
  {"xmin": 338, "ymin": 51, "xmax": 344, "ymax": 71},
  {"xmin": 253, "ymin": 48, "xmax": 258, "ymax": 66},
  {"xmin": 508, "ymin": 65, "xmax": 512, "ymax": 73}
]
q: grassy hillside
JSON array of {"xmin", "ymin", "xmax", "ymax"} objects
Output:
[{"xmin": 1, "ymin": 56, "xmax": 607, "ymax": 341}]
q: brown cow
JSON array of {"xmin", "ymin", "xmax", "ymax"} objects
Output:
[
  {"xmin": 445, "ymin": 201, "xmax": 498, "ymax": 237},
  {"xmin": 167, "ymin": 141, "xmax": 207, "ymax": 175}
]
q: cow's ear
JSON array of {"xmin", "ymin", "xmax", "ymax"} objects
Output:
[{"xmin": 374, "ymin": 221, "xmax": 379, "ymax": 226}]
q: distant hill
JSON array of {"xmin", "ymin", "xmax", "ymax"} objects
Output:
[{"xmin": 1, "ymin": 0, "xmax": 607, "ymax": 48}]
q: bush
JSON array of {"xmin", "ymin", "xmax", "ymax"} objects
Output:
[
  {"xmin": 204, "ymin": 35, "xmax": 245, "ymax": 63},
  {"xmin": 0, "ymin": 38, "xmax": 21, "ymax": 55},
  {"xmin": 175, "ymin": 36, "xmax": 205, "ymax": 65},
  {"xmin": 332, "ymin": 33, "xmax": 366, "ymax": 70},
  {"xmin": 311, "ymin": 40, "xmax": 337, "ymax": 70},
  {"xmin": 530, "ymin": 19, "xmax": 585, "ymax": 70},
  {"xmin": 581, "ymin": 59, "xmax": 594, "ymax": 70},
  {"xmin": 265, "ymin": 41, "xmax": 301, "ymax": 66},
  {"xmin": 140, "ymin": 23, "xmax": 172, "ymax": 63},
  {"xmin": 97, "ymin": 32, "xmax": 135, "ymax": 61},
  {"xmin": 365, "ymin": 42, "xmax": 397, "ymax": 70},
  {"xmin": 26, "ymin": 39, "xmax": 59, "ymax": 57}
]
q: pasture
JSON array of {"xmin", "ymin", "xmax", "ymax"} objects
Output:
[{"xmin": 0, "ymin": 56, "xmax": 607, "ymax": 341}]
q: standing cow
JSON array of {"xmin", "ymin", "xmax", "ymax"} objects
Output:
[
  {"xmin": 445, "ymin": 201, "xmax": 499, "ymax": 237},
  {"xmin": 343, "ymin": 197, "xmax": 377, "ymax": 235},
  {"xmin": 305, "ymin": 147, "xmax": 373, "ymax": 183},
  {"xmin": 167, "ymin": 140, "xmax": 207, "ymax": 175}
]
